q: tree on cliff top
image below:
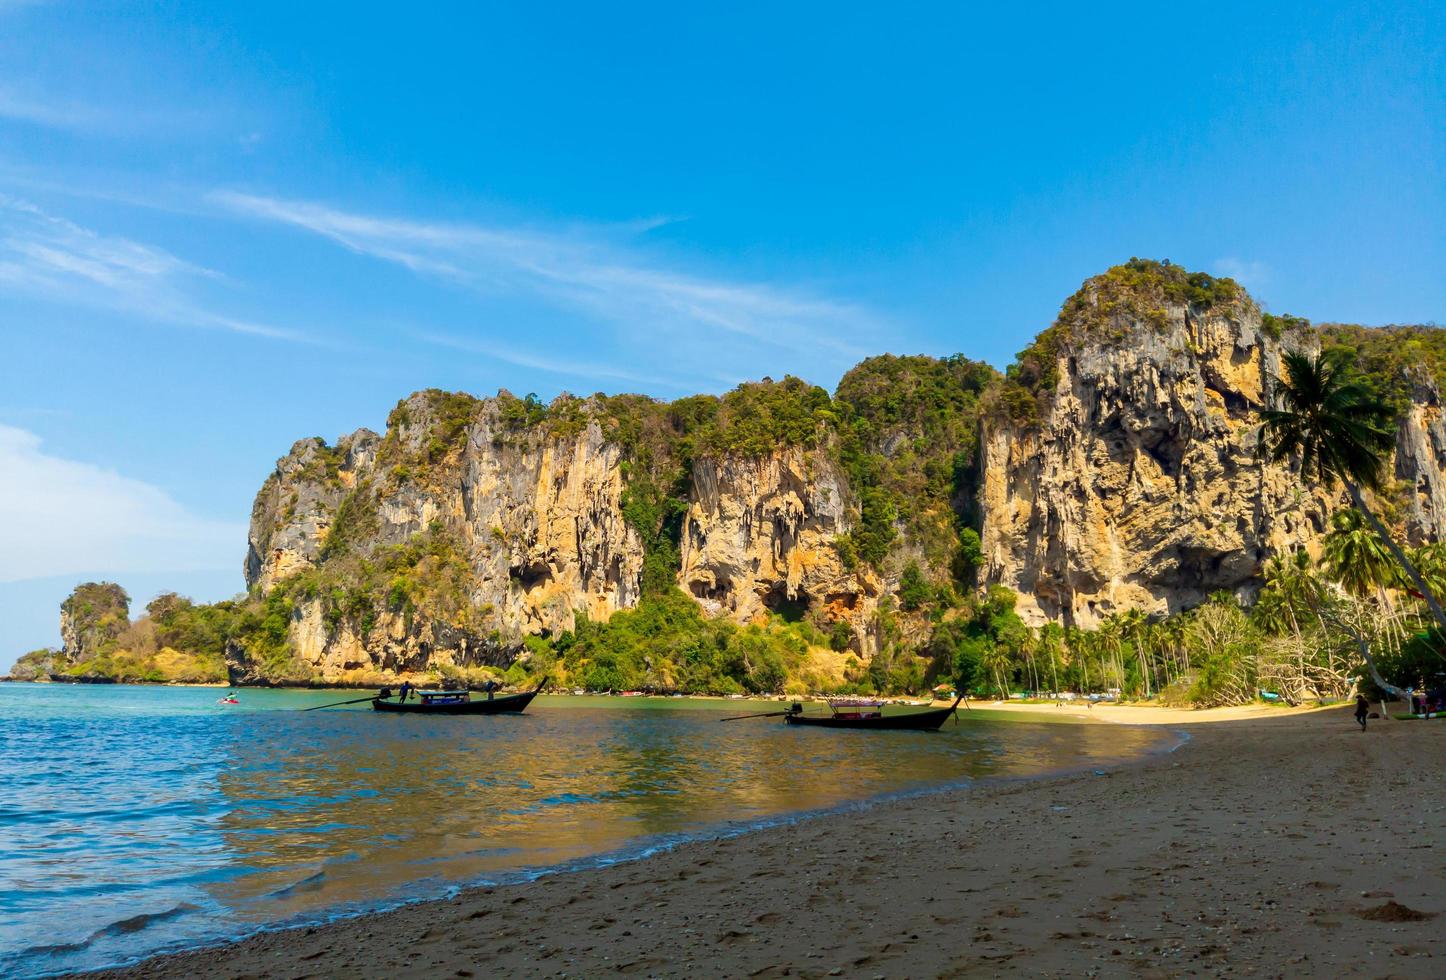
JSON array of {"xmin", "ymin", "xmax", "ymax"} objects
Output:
[{"xmin": 1258, "ymin": 348, "xmax": 1446, "ymax": 694}]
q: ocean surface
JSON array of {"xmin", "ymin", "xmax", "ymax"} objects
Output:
[{"xmin": 0, "ymin": 684, "xmax": 1171, "ymax": 977}]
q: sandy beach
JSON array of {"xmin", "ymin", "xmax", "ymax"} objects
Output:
[{"xmin": 82, "ymin": 706, "xmax": 1443, "ymax": 978}]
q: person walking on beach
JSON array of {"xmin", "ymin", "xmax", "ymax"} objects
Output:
[{"xmin": 1354, "ymin": 694, "xmax": 1370, "ymax": 731}]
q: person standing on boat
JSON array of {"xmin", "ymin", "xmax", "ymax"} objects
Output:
[
  {"xmin": 483, "ymin": 679, "xmax": 498, "ymax": 701},
  {"xmin": 398, "ymin": 680, "xmax": 413, "ymax": 703}
]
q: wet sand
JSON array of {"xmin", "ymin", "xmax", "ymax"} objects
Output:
[{"xmin": 83, "ymin": 707, "xmax": 1443, "ymax": 978}]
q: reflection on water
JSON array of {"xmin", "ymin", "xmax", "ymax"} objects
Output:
[{"xmin": 0, "ymin": 685, "xmax": 1169, "ymax": 977}]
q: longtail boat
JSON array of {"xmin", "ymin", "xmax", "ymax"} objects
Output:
[
  {"xmin": 782, "ymin": 695, "xmax": 963, "ymax": 731},
  {"xmin": 371, "ymin": 678, "xmax": 545, "ymax": 715}
]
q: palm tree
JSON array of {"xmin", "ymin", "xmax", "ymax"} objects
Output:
[
  {"xmin": 979, "ymin": 643, "xmax": 1013, "ymax": 700},
  {"xmin": 1259, "ymin": 348, "xmax": 1446, "ymax": 635},
  {"xmin": 1119, "ymin": 608, "xmax": 1152, "ymax": 697},
  {"xmin": 1038, "ymin": 623, "xmax": 1064, "ymax": 697},
  {"xmin": 1254, "ymin": 551, "xmax": 1319, "ymax": 639},
  {"xmin": 1321, "ymin": 509, "xmax": 1398, "ymax": 598},
  {"xmin": 1409, "ymin": 542, "xmax": 1446, "ymax": 606}
]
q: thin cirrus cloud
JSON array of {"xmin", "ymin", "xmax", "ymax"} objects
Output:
[
  {"xmin": 0, "ymin": 86, "xmax": 106, "ymax": 132},
  {"xmin": 210, "ymin": 190, "xmax": 886, "ymax": 368},
  {"xmin": 0, "ymin": 82, "xmax": 193, "ymax": 137},
  {"xmin": 0, "ymin": 424, "xmax": 244, "ymax": 584},
  {"xmin": 0, "ymin": 195, "xmax": 304, "ymax": 340}
]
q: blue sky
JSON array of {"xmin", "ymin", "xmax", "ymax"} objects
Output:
[{"xmin": 2, "ymin": 1, "xmax": 1443, "ymax": 662}]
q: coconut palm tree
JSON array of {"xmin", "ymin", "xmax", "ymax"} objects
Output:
[
  {"xmin": 979, "ymin": 643, "xmax": 1014, "ymax": 700},
  {"xmin": 1259, "ymin": 348, "xmax": 1446, "ymax": 636},
  {"xmin": 1254, "ymin": 551, "xmax": 1320, "ymax": 639},
  {"xmin": 1409, "ymin": 542, "xmax": 1446, "ymax": 607},
  {"xmin": 1321, "ymin": 509, "xmax": 1399, "ymax": 598},
  {"xmin": 1038, "ymin": 622, "xmax": 1064, "ymax": 697}
]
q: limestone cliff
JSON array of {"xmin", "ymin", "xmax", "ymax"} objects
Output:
[
  {"xmin": 235, "ymin": 387, "xmax": 887, "ymax": 684},
  {"xmin": 1394, "ymin": 375, "xmax": 1446, "ymax": 545},
  {"xmin": 228, "ymin": 261, "xmax": 1446, "ymax": 684},
  {"xmin": 679, "ymin": 448, "xmax": 879, "ymax": 650},
  {"xmin": 979, "ymin": 266, "xmax": 1445, "ymax": 627},
  {"xmin": 235, "ymin": 392, "xmax": 648, "ymax": 681},
  {"xmin": 245, "ymin": 431, "xmax": 378, "ymax": 592}
]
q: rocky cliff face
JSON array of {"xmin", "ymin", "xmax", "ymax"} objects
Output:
[
  {"xmin": 679, "ymin": 448, "xmax": 878, "ymax": 649},
  {"xmin": 245, "ymin": 431, "xmax": 379, "ymax": 592},
  {"xmin": 237, "ymin": 392, "xmax": 650, "ymax": 681},
  {"xmin": 978, "ymin": 275, "xmax": 1446, "ymax": 628},
  {"xmin": 233, "ymin": 263, "xmax": 1446, "ymax": 682},
  {"xmin": 237, "ymin": 389, "xmax": 884, "ymax": 683},
  {"xmin": 1394, "ymin": 376, "xmax": 1446, "ymax": 545},
  {"xmin": 979, "ymin": 283, "xmax": 1327, "ymax": 627}
]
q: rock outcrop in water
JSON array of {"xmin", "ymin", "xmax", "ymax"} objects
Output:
[
  {"xmin": 59, "ymin": 582, "xmax": 131, "ymax": 664},
  {"xmin": 8, "ymin": 583, "xmax": 228, "ymax": 684}
]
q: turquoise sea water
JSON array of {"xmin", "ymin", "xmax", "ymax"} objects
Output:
[{"xmin": 0, "ymin": 684, "xmax": 1170, "ymax": 977}]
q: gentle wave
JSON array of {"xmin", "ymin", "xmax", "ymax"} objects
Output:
[{"xmin": 21, "ymin": 903, "xmax": 199, "ymax": 957}]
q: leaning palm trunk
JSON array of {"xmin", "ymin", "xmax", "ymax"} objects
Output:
[{"xmin": 1347, "ymin": 482, "xmax": 1446, "ymax": 642}]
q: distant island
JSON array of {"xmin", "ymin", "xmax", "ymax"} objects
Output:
[{"xmin": 13, "ymin": 259, "xmax": 1446, "ymax": 705}]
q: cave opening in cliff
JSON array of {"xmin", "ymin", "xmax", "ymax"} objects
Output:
[
  {"xmin": 688, "ymin": 577, "xmax": 730, "ymax": 601},
  {"xmin": 510, "ymin": 560, "xmax": 552, "ymax": 592},
  {"xmin": 761, "ymin": 582, "xmax": 810, "ymax": 622}
]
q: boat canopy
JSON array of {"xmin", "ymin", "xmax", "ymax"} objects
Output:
[{"xmin": 418, "ymin": 690, "xmax": 470, "ymax": 703}]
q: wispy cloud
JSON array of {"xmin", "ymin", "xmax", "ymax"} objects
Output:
[
  {"xmin": 1212, "ymin": 257, "xmax": 1270, "ymax": 292},
  {"xmin": 0, "ymin": 425, "xmax": 244, "ymax": 584},
  {"xmin": 0, "ymin": 196, "xmax": 306, "ymax": 340},
  {"xmin": 0, "ymin": 85, "xmax": 109, "ymax": 131},
  {"xmin": 211, "ymin": 191, "xmax": 884, "ymax": 365}
]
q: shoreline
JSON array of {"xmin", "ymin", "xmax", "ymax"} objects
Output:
[{"xmin": 74, "ymin": 706, "xmax": 1444, "ymax": 978}]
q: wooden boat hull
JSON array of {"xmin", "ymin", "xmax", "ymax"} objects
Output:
[
  {"xmin": 784, "ymin": 702, "xmax": 959, "ymax": 731},
  {"xmin": 371, "ymin": 684, "xmax": 542, "ymax": 715}
]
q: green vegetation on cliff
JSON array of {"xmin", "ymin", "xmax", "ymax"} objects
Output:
[
  {"xmin": 1317, "ymin": 323, "xmax": 1446, "ymax": 415},
  {"xmin": 833, "ymin": 354, "xmax": 996, "ymax": 577},
  {"xmin": 282, "ymin": 522, "xmax": 487, "ymax": 637},
  {"xmin": 60, "ymin": 581, "xmax": 130, "ymax": 656}
]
